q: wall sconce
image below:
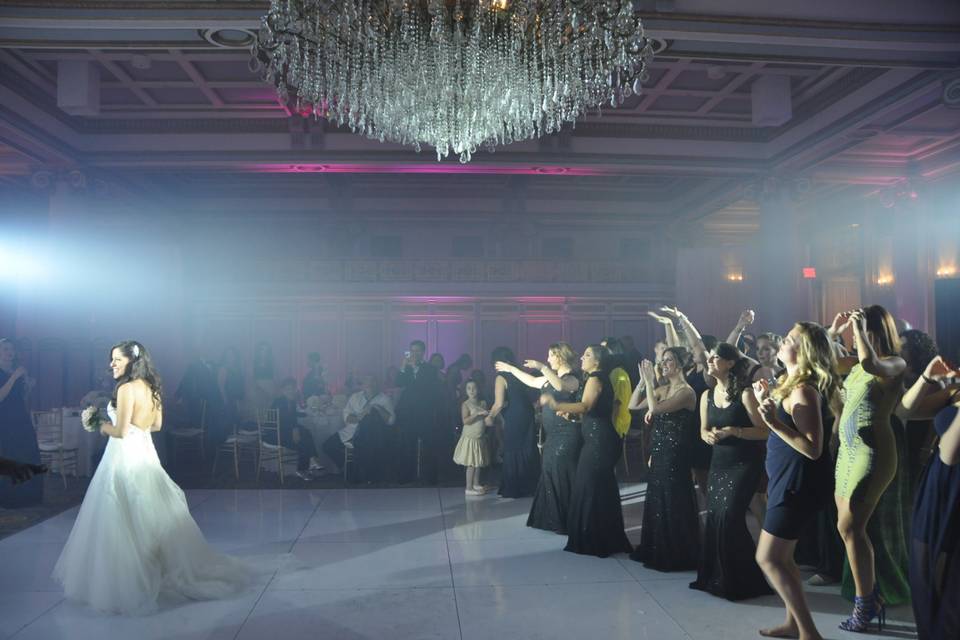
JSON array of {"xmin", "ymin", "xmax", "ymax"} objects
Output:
[
  {"xmin": 727, "ymin": 273, "xmax": 744, "ymax": 282},
  {"xmin": 875, "ymin": 274, "xmax": 894, "ymax": 286},
  {"xmin": 937, "ymin": 266, "xmax": 957, "ymax": 278}
]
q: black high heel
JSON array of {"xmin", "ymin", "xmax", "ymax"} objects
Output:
[{"xmin": 839, "ymin": 586, "xmax": 885, "ymax": 633}]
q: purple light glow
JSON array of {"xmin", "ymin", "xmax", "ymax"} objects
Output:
[
  {"xmin": 391, "ymin": 296, "xmax": 573, "ymax": 304},
  {"xmin": 242, "ymin": 163, "xmax": 607, "ymax": 176}
]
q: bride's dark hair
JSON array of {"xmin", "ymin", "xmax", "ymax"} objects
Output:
[{"xmin": 110, "ymin": 340, "xmax": 163, "ymax": 409}]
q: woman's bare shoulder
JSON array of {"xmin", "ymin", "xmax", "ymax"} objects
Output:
[{"xmin": 118, "ymin": 379, "xmax": 151, "ymax": 395}]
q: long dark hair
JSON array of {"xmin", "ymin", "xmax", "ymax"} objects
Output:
[
  {"xmin": 586, "ymin": 344, "xmax": 614, "ymax": 376},
  {"xmin": 899, "ymin": 329, "xmax": 938, "ymax": 382},
  {"xmin": 713, "ymin": 342, "xmax": 751, "ymax": 403},
  {"xmin": 863, "ymin": 304, "xmax": 902, "ymax": 357},
  {"xmin": 110, "ymin": 340, "xmax": 163, "ymax": 410},
  {"xmin": 491, "ymin": 346, "xmax": 516, "ymax": 367}
]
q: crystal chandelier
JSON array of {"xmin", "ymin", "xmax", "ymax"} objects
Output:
[{"xmin": 253, "ymin": 0, "xmax": 654, "ymax": 162}]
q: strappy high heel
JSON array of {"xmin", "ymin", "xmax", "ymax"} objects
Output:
[{"xmin": 839, "ymin": 586, "xmax": 886, "ymax": 633}]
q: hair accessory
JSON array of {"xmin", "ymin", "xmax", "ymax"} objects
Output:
[{"xmin": 131, "ymin": 344, "xmax": 140, "ymax": 359}]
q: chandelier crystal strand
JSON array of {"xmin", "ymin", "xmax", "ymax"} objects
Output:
[{"xmin": 254, "ymin": 0, "xmax": 654, "ymax": 162}]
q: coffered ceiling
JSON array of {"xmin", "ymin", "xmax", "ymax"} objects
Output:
[{"xmin": 1, "ymin": 0, "xmax": 958, "ymax": 237}]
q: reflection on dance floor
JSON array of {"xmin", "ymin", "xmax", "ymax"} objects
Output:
[{"xmin": 0, "ymin": 485, "xmax": 914, "ymax": 639}]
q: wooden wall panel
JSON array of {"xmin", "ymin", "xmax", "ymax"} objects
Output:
[
  {"xmin": 433, "ymin": 319, "xmax": 474, "ymax": 367},
  {"xmin": 568, "ymin": 318, "xmax": 606, "ymax": 353},
  {"xmin": 610, "ymin": 317, "xmax": 653, "ymax": 355},
  {"xmin": 522, "ymin": 320, "xmax": 564, "ymax": 362},
  {"xmin": 300, "ymin": 315, "xmax": 341, "ymax": 383},
  {"xmin": 178, "ymin": 296, "xmax": 657, "ymax": 396},
  {"xmin": 480, "ymin": 318, "xmax": 519, "ymax": 373},
  {"xmin": 345, "ymin": 317, "xmax": 384, "ymax": 380},
  {"xmin": 253, "ymin": 316, "xmax": 295, "ymax": 382}
]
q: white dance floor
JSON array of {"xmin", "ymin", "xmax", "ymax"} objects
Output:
[{"xmin": 0, "ymin": 485, "xmax": 914, "ymax": 639}]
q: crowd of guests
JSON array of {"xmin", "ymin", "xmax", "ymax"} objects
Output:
[
  {"xmin": 397, "ymin": 304, "xmax": 956, "ymax": 640},
  {"xmin": 2, "ymin": 302, "xmax": 958, "ymax": 639},
  {"xmin": 531, "ymin": 304, "xmax": 956, "ymax": 640}
]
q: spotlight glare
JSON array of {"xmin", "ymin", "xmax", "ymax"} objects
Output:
[{"xmin": 0, "ymin": 243, "xmax": 49, "ymax": 283}]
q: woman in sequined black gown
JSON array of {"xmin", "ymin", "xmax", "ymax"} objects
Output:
[
  {"xmin": 496, "ymin": 343, "xmax": 582, "ymax": 533},
  {"xmin": 628, "ymin": 348, "xmax": 699, "ymax": 571},
  {"xmin": 544, "ymin": 345, "xmax": 632, "ymax": 558},
  {"xmin": 690, "ymin": 342, "xmax": 773, "ymax": 601}
]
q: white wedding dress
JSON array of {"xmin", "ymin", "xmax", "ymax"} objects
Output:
[{"xmin": 53, "ymin": 405, "xmax": 249, "ymax": 614}]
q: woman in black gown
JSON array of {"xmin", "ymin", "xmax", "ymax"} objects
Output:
[
  {"xmin": 690, "ymin": 342, "xmax": 772, "ymax": 600},
  {"xmin": 544, "ymin": 345, "xmax": 632, "ymax": 558},
  {"xmin": 628, "ymin": 348, "xmax": 699, "ymax": 571},
  {"xmin": 752, "ymin": 323, "xmax": 842, "ymax": 640},
  {"xmin": 496, "ymin": 343, "xmax": 581, "ymax": 533},
  {"xmin": 655, "ymin": 306, "xmax": 718, "ymax": 506},
  {"xmin": 900, "ymin": 355, "xmax": 960, "ymax": 640},
  {"xmin": 486, "ymin": 347, "xmax": 539, "ymax": 498},
  {"xmin": 0, "ymin": 338, "xmax": 43, "ymax": 508}
]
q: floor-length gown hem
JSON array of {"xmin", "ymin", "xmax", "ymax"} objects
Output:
[{"xmin": 53, "ymin": 408, "xmax": 250, "ymax": 615}]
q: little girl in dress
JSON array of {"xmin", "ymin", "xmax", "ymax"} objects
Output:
[{"xmin": 453, "ymin": 380, "xmax": 490, "ymax": 496}]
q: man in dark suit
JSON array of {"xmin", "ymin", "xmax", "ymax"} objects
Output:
[{"xmin": 394, "ymin": 340, "xmax": 442, "ymax": 484}]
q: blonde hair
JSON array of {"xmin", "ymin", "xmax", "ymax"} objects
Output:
[
  {"xmin": 548, "ymin": 342, "xmax": 578, "ymax": 369},
  {"xmin": 773, "ymin": 322, "xmax": 843, "ymax": 417}
]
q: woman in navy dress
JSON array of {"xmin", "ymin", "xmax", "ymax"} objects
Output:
[
  {"xmin": 752, "ymin": 323, "xmax": 842, "ymax": 640},
  {"xmin": 486, "ymin": 347, "xmax": 539, "ymax": 498},
  {"xmin": 0, "ymin": 338, "xmax": 42, "ymax": 508},
  {"xmin": 900, "ymin": 355, "xmax": 960, "ymax": 640},
  {"xmin": 544, "ymin": 345, "xmax": 632, "ymax": 557}
]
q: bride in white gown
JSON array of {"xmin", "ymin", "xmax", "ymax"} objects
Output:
[{"xmin": 53, "ymin": 340, "xmax": 250, "ymax": 614}]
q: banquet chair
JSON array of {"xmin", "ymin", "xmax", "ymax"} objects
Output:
[
  {"xmin": 342, "ymin": 441, "xmax": 355, "ymax": 484},
  {"xmin": 256, "ymin": 408, "xmax": 297, "ymax": 485},
  {"xmin": 212, "ymin": 420, "xmax": 259, "ymax": 480},
  {"xmin": 32, "ymin": 409, "xmax": 78, "ymax": 488},
  {"xmin": 170, "ymin": 400, "xmax": 206, "ymax": 470}
]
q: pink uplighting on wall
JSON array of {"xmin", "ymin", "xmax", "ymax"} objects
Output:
[{"xmin": 243, "ymin": 163, "xmax": 606, "ymax": 176}]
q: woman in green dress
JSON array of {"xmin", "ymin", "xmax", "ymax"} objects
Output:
[{"xmin": 831, "ymin": 305, "xmax": 906, "ymax": 632}]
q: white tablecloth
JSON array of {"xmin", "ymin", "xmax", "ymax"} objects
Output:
[
  {"xmin": 60, "ymin": 408, "xmax": 105, "ymax": 477},
  {"xmin": 298, "ymin": 411, "xmax": 344, "ymax": 470}
]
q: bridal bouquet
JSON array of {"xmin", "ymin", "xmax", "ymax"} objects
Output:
[{"xmin": 81, "ymin": 405, "xmax": 104, "ymax": 433}]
